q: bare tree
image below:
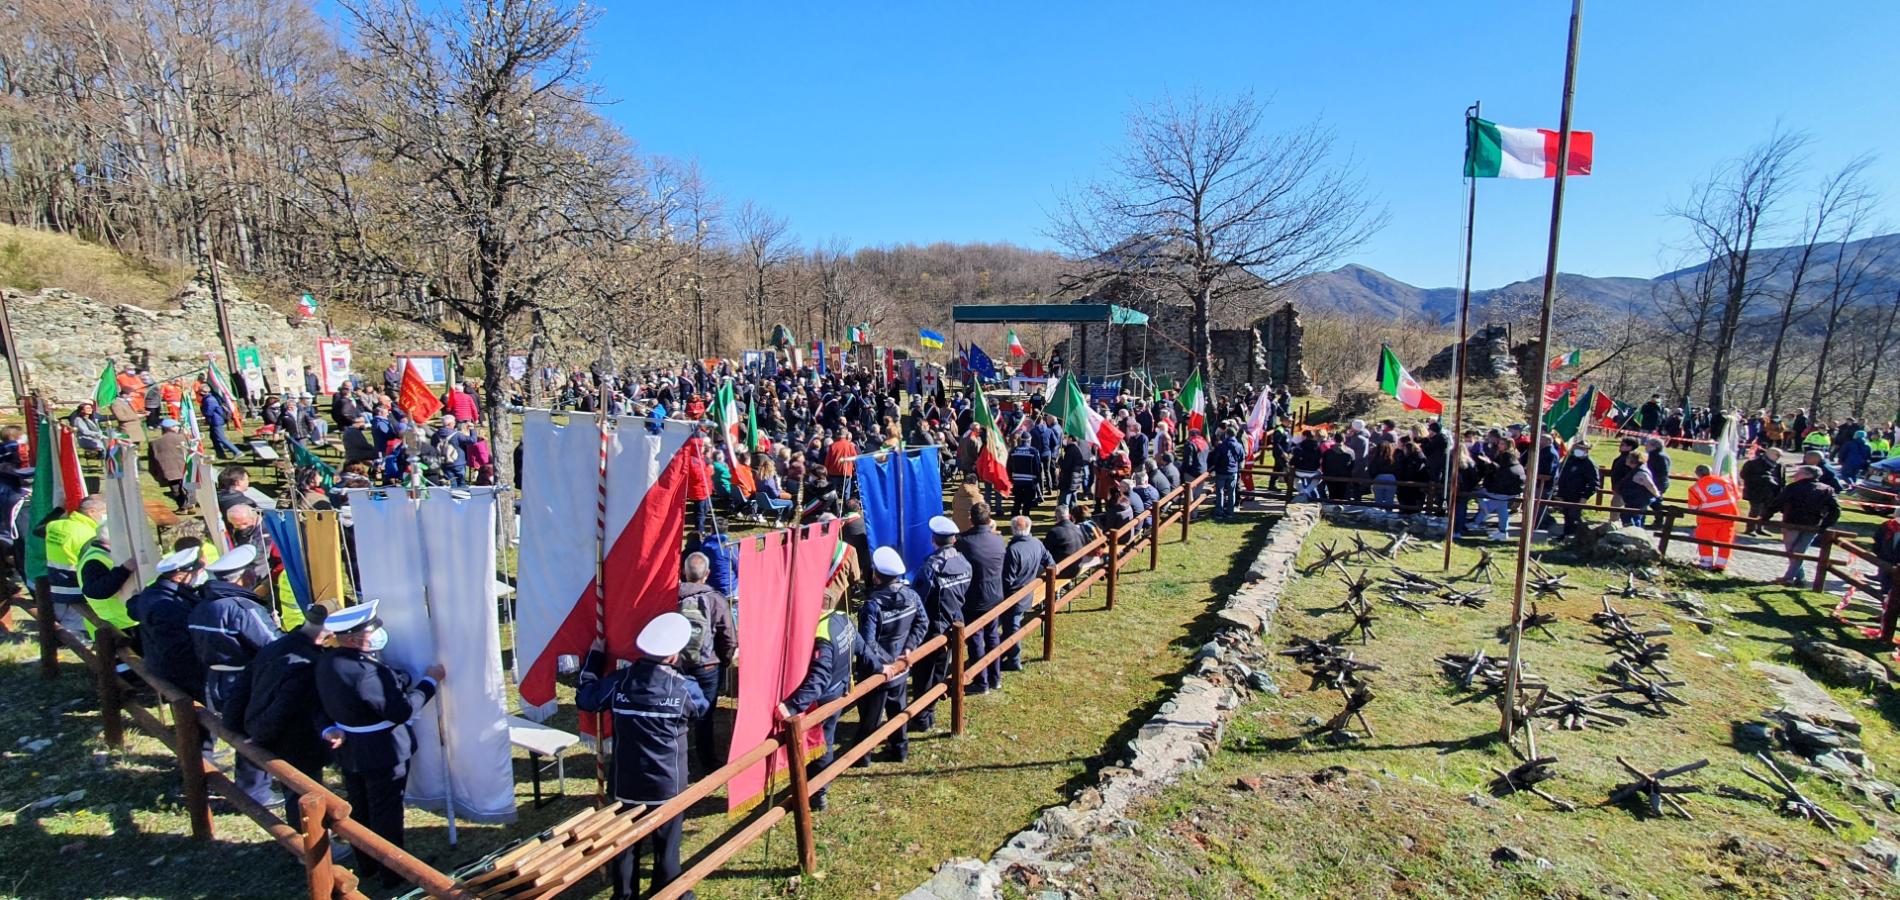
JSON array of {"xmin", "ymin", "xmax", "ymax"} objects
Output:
[
  {"xmin": 731, "ymin": 200, "xmax": 792, "ymax": 349},
  {"xmin": 1756, "ymin": 156, "xmax": 1870, "ymax": 411},
  {"xmin": 1854, "ymin": 290, "xmax": 1900, "ymax": 419},
  {"xmin": 1806, "ymin": 209, "xmax": 1885, "ymax": 416},
  {"xmin": 327, "ymin": 0, "xmax": 645, "ymax": 489},
  {"xmin": 1669, "ymin": 130, "xmax": 1806, "ymax": 412},
  {"xmin": 1053, "ymin": 91, "xmax": 1381, "ymax": 376}
]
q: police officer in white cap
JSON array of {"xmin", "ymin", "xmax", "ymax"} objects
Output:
[
  {"xmin": 576, "ymin": 612, "xmax": 709, "ymax": 899},
  {"xmin": 189, "ymin": 543, "xmax": 282, "ymax": 807},
  {"xmin": 315, "ymin": 600, "xmax": 444, "ymax": 888},
  {"xmin": 854, "ymin": 546, "xmax": 926, "ymax": 763},
  {"xmin": 909, "ymin": 515, "xmax": 969, "ymax": 734},
  {"xmin": 128, "ymin": 545, "xmax": 209, "ymax": 699}
]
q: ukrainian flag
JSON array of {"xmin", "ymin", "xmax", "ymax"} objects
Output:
[{"xmin": 919, "ymin": 329, "xmax": 945, "ymax": 350}]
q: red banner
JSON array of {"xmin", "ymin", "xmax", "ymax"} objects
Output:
[{"xmin": 728, "ymin": 521, "xmax": 840, "ymax": 812}]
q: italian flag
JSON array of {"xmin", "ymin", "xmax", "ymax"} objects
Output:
[
  {"xmin": 1007, "ymin": 329, "xmax": 1025, "ymax": 357},
  {"xmin": 1180, "ymin": 369, "xmax": 1207, "ymax": 433},
  {"xmin": 1464, "ymin": 117, "xmax": 1593, "ymax": 179},
  {"xmin": 1549, "ymin": 349, "xmax": 1582, "ymax": 369},
  {"xmin": 968, "ymin": 381, "xmax": 1013, "ymax": 495},
  {"xmin": 713, "ymin": 378, "xmax": 756, "ymax": 494},
  {"xmin": 1051, "ymin": 373, "xmax": 1123, "ymax": 456},
  {"xmin": 1377, "ymin": 346, "xmax": 1443, "ymax": 414}
]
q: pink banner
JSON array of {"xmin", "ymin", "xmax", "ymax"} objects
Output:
[{"xmin": 728, "ymin": 520, "xmax": 842, "ymax": 812}]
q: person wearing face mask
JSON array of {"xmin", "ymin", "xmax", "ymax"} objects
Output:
[
  {"xmin": 188, "ymin": 544, "xmax": 282, "ymax": 808},
  {"xmin": 1553, "ymin": 441, "xmax": 1603, "ymax": 538},
  {"xmin": 315, "ymin": 600, "xmax": 445, "ymax": 888}
]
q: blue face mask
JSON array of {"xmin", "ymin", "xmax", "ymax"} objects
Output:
[{"xmin": 365, "ymin": 628, "xmax": 389, "ymax": 652}]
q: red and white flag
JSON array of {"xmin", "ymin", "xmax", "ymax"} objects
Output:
[
  {"xmin": 1180, "ymin": 370, "xmax": 1208, "ymax": 433},
  {"xmin": 514, "ymin": 411, "xmax": 698, "ymax": 719}
]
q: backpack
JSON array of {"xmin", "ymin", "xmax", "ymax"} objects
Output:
[{"xmin": 677, "ymin": 588, "xmax": 713, "ymax": 665}]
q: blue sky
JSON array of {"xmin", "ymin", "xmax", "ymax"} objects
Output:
[{"xmin": 579, "ymin": 3, "xmax": 1892, "ymax": 288}]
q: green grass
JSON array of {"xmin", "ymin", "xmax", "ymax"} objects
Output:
[
  {"xmin": 0, "ymin": 473, "xmax": 1275, "ymax": 898},
  {"xmin": 0, "ymin": 223, "xmax": 192, "ymax": 308},
  {"xmin": 1056, "ymin": 520, "xmax": 1900, "ymax": 898}
]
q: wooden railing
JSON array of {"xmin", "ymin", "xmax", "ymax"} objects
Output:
[{"xmin": 31, "ymin": 474, "xmax": 1215, "ymax": 899}]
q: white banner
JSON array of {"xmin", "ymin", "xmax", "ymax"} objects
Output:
[
  {"xmin": 347, "ymin": 487, "xmax": 516, "ymax": 824},
  {"xmin": 103, "ymin": 445, "xmax": 162, "ymax": 600},
  {"xmin": 317, "ymin": 338, "xmax": 353, "ymax": 394}
]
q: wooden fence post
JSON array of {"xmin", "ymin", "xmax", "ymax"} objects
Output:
[
  {"xmin": 96, "ymin": 629, "xmax": 123, "ymax": 748},
  {"xmin": 300, "ymin": 793, "xmax": 335, "ymax": 900},
  {"xmin": 781, "ymin": 714, "xmax": 818, "ymax": 874},
  {"xmin": 1654, "ymin": 509, "xmax": 1676, "ymax": 558},
  {"xmin": 1812, "ymin": 532, "xmax": 1834, "ymax": 593},
  {"xmin": 36, "ymin": 579, "xmax": 57, "ymax": 679},
  {"xmin": 1105, "ymin": 530, "xmax": 1120, "ymax": 610},
  {"xmin": 1041, "ymin": 567, "xmax": 1057, "ymax": 661},
  {"xmin": 171, "ymin": 699, "xmax": 214, "ymax": 840},
  {"xmin": 949, "ymin": 624, "xmax": 967, "ymax": 736},
  {"xmin": 1149, "ymin": 509, "xmax": 1161, "ymax": 571},
  {"xmin": 1181, "ymin": 490, "xmax": 1192, "ymax": 543}
]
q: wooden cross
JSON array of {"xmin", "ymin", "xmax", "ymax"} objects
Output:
[
  {"xmin": 1608, "ymin": 756, "xmax": 1707, "ymax": 820},
  {"xmin": 1491, "ymin": 757, "xmax": 1577, "ymax": 812}
]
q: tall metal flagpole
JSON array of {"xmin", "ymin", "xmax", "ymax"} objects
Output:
[
  {"xmin": 1443, "ymin": 100, "xmax": 1482, "ymax": 572},
  {"xmin": 1502, "ymin": 0, "xmax": 1584, "ymax": 747}
]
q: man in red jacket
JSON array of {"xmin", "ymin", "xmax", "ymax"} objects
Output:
[
  {"xmin": 684, "ymin": 435, "xmax": 713, "ymax": 534},
  {"xmin": 825, "ymin": 429, "xmax": 858, "ymax": 501}
]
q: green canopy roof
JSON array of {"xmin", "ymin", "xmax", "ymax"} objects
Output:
[{"xmin": 950, "ymin": 303, "xmax": 1149, "ymax": 326}]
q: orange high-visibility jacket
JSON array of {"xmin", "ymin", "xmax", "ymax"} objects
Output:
[{"xmin": 1687, "ymin": 475, "xmax": 1739, "ymax": 516}]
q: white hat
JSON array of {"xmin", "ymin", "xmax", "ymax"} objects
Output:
[
  {"xmin": 928, "ymin": 515, "xmax": 959, "ymax": 536},
  {"xmin": 156, "ymin": 546, "xmax": 203, "ymax": 574},
  {"xmin": 325, "ymin": 600, "xmax": 379, "ymax": 634},
  {"xmin": 637, "ymin": 612, "xmax": 692, "ymax": 657},
  {"xmin": 872, "ymin": 546, "xmax": 906, "ymax": 577},
  {"xmin": 205, "ymin": 543, "xmax": 258, "ymax": 576}
]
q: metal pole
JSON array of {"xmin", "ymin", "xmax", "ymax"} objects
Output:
[
  {"xmin": 1502, "ymin": 0, "xmax": 1584, "ymax": 747},
  {"xmin": 1443, "ymin": 101, "xmax": 1481, "ymax": 572}
]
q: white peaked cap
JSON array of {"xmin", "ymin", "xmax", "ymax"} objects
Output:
[
  {"xmin": 872, "ymin": 546, "xmax": 906, "ymax": 577},
  {"xmin": 637, "ymin": 612, "xmax": 692, "ymax": 657},
  {"xmin": 156, "ymin": 546, "xmax": 203, "ymax": 574},
  {"xmin": 205, "ymin": 543, "xmax": 258, "ymax": 576},
  {"xmin": 325, "ymin": 599, "xmax": 379, "ymax": 634},
  {"xmin": 928, "ymin": 515, "xmax": 959, "ymax": 536}
]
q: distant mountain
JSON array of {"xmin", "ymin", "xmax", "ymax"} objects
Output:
[{"xmin": 1288, "ymin": 232, "xmax": 1900, "ymax": 325}]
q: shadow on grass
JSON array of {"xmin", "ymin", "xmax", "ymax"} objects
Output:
[{"xmin": 1052, "ymin": 514, "xmax": 1281, "ymax": 802}]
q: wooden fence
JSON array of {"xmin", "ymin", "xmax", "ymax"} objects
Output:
[{"xmin": 33, "ymin": 474, "xmax": 1211, "ymax": 899}]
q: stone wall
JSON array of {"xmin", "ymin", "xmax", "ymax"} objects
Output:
[
  {"xmin": 1059, "ymin": 283, "xmax": 1312, "ymax": 394},
  {"xmin": 3, "ymin": 273, "xmax": 440, "ymax": 403},
  {"xmin": 1418, "ymin": 323, "xmax": 1517, "ymax": 381}
]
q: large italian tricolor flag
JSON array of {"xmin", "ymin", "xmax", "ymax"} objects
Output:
[
  {"xmin": 1050, "ymin": 373, "xmax": 1123, "ymax": 456},
  {"xmin": 968, "ymin": 381, "xmax": 1013, "ymax": 495},
  {"xmin": 1464, "ymin": 117, "xmax": 1593, "ymax": 179},
  {"xmin": 1378, "ymin": 346, "xmax": 1444, "ymax": 414}
]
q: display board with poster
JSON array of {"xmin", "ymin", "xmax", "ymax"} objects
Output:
[
  {"xmin": 236, "ymin": 346, "xmax": 265, "ymax": 402},
  {"xmin": 397, "ymin": 352, "xmax": 452, "ymax": 386},
  {"xmin": 316, "ymin": 337, "xmax": 353, "ymax": 393},
  {"xmin": 271, "ymin": 355, "xmax": 304, "ymax": 396}
]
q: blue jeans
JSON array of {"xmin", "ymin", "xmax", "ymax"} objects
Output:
[
  {"xmin": 1372, "ymin": 474, "xmax": 1397, "ymax": 508},
  {"xmin": 1476, "ymin": 494, "xmax": 1512, "ymax": 534},
  {"xmin": 1215, "ymin": 473, "xmax": 1238, "ymax": 517},
  {"xmin": 208, "ymin": 421, "xmax": 240, "ymax": 458},
  {"xmin": 1782, "ymin": 530, "xmax": 1818, "ymax": 584}
]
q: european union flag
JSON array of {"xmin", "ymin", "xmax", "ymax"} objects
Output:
[
  {"xmin": 919, "ymin": 328, "xmax": 945, "ymax": 349},
  {"xmin": 967, "ymin": 343, "xmax": 997, "ymax": 382}
]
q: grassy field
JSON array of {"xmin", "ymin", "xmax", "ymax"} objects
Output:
[
  {"xmin": 1057, "ymin": 519, "xmax": 1900, "ymax": 898},
  {"xmin": 0, "ymin": 473, "xmax": 1274, "ymax": 899}
]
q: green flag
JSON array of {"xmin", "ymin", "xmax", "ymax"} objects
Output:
[
  {"xmin": 1551, "ymin": 386, "xmax": 1596, "ymax": 441},
  {"xmin": 746, "ymin": 396, "xmax": 760, "ymax": 452},
  {"xmin": 23, "ymin": 417, "xmax": 57, "ymax": 581},
  {"xmin": 1543, "ymin": 389, "xmax": 1572, "ymax": 429},
  {"xmin": 290, "ymin": 438, "xmax": 337, "ymax": 489},
  {"xmin": 94, "ymin": 361, "xmax": 119, "ymax": 407}
]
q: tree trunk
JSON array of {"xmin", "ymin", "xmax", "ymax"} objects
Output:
[
  {"xmin": 1808, "ymin": 303, "xmax": 1847, "ymax": 416},
  {"xmin": 483, "ymin": 325, "xmax": 516, "ymax": 493},
  {"xmin": 1191, "ymin": 282, "xmax": 1213, "ymax": 380},
  {"xmin": 1854, "ymin": 292, "xmax": 1900, "ymax": 418}
]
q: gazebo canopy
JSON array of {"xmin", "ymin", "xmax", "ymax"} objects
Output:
[{"xmin": 950, "ymin": 303, "xmax": 1149, "ymax": 326}]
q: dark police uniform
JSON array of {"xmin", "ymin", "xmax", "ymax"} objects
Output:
[
  {"xmin": 227, "ymin": 628, "xmax": 330, "ymax": 831},
  {"xmin": 955, "ymin": 527, "xmax": 1008, "ymax": 693},
  {"xmin": 127, "ymin": 578, "xmax": 203, "ymax": 699},
  {"xmin": 908, "ymin": 544, "xmax": 969, "ymax": 732},
  {"xmin": 576, "ymin": 653, "xmax": 708, "ymax": 900},
  {"xmin": 189, "ymin": 578, "xmax": 281, "ymax": 806},
  {"xmin": 315, "ymin": 644, "xmax": 439, "ymax": 886},
  {"xmin": 783, "ymin": 609, "xmax": 856, "ymax": 806},
  {"xmin": 856, "ymin": 578, "xmax": 927, "ymax": 759},
  {"xmin": 1007, "ymin": 443, "xmax": 1042, "ymax": 517}
]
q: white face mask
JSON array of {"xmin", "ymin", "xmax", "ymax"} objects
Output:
[
  {"xmin": 1572, "ymin": 449, "xmax": 1588, "ymax": 458},
  {"xmin": 365, "ymin": 628, "xmax": 389, "ymax": 652}
]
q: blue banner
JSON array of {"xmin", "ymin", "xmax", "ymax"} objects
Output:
[
  {"xmin": 853, "ymin": 446, "xmax": 945, "ymax": 580},
  {"xmin": 261, "ymin": 510, "xmax": 312, "ymax": 612}
]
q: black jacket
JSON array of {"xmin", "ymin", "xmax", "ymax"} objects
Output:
[
  {"xmin": 315, "ymin": 648, "xmax": 438, "ymax": 776},
  {"xmin": 957, "ymin": 528, "xmax": 1008, "ymax": 617},
  {"xmin": 1768, "ymin": 479, "xmax": 1842, "ymax": 530},
  {"xmin": 1555, "ymin": 454, "xmax": 1602, "ymax": 501},
  {"xmin": 576, "ymin": 656, "xmax": 707, "ymax": 804},
  {"xmin": 856, "ymin": 581, "xmax": 927, "ymax": 680},
  {"xmin": 915, "ymin": 546, "xmax": 972, "ymax": 632},
  {"xmin": 784, "ymin": 610, "xmax": 855, "ymax": 712},
  {"xmin": 229, "ymin": 630, "xmax": 330, "ymax": 762},
  {"xmin": 1741, "ymin": 455, "xmax": 1783, "ymax": 504},
  {"xmin": 1003, "ymin": 534, "xmax": 1056, "ymax": 611},
  {"xmin": 1045, "ymin": 522, "xmax": 1087, "ymax": 577},
  {"xmin": 127, "ymin": 579, "xmax": 203, "ymax": 700}
]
